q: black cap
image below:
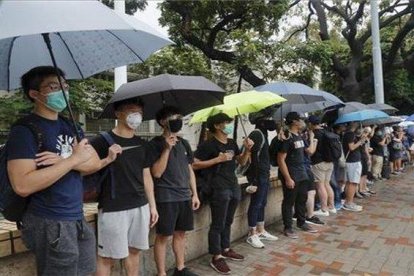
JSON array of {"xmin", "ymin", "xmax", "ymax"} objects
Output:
[
  {"xmin": 308, "ymin": 115, "xmax": 321, "ymax": 125},
  {"xmin": 206, "ymin": 113, "xmax": 233, "ymax": 131},
  {"xmin": 285, "ymin": 112, "xmax": 301, "ymax": 125}
]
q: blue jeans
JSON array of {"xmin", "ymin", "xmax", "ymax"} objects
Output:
[
  {"xmin": 208, "ymin": 186, "xmax": 241, "ymax": 255},
  {"xmin": 247, "ymin": 176, "xmax": 270, "ymax": 227},
  {"xmin": 330, "ymin": 161, "xmax": 342, "ymax": 206}
]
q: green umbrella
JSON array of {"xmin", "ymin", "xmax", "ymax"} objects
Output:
[{"xmin": 190, "ymin": 90, "xmax": 287, "ymax": 136}]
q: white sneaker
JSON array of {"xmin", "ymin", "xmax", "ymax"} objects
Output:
[
  {"xmin": 328, "ymin": 208, "xmax": 337, "ymax": 214},
  {"xmin": 343, "ymin": 203, "xmax": 363, "ymax": 212},
  {"xmin": 246, "ymin": 234, "xmax": 265, "ymax": 248},
  {"xmin": 314, "ymin": 209, "xmax": 330, "ymax": 217},
  {"xmin": 258, "ymin": 231, "xmax": 279, "ymax": 241}
]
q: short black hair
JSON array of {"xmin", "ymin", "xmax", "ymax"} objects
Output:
[
  {"xmin": 155, "ymin": 105, "xmax": 182, "ymax": 126},
  {"xmin": 285, "ymin": 112, "xmax": 301, "ymax": 125},
  {"xmin": 206, "ymin": 113, "xmax": 233, "ymax": 133},
  {"xmin": 113, "ymin": 97, "xmax": 144, "ymax": 111},
  {"xmin": 21, "ymin": 66, "xmax": 65, "ymax": 102}
]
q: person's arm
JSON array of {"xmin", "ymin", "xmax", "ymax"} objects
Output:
[
  {"xmin": 188, "ymin": 165, "xmax": 200, "ymax": 210},
  {"xmin": 150, "ymin": 136, "xmax": 176, "ymax": 178},
  {"xmin": 192, "ymin": 154, "xmax": 227, "ymax": 170},
  {"xmin": 8, "ymin": 139, "xmax": 93, "ymax": 197},
  {"xmin": 236, "ymin": 138, "xmax": 253, "ymax": 165},
  {"xmin": 143, "ymin": 168, "xmax": 158, "ymax": 228},
  {"xmin": 305, "ymin": 130, "xmax": 317, "ymax": 156},
  {"xmin": 277, "ymin": 151, "xmax": 295, "ymax": 189}
]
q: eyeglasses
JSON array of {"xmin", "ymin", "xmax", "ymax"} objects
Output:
[{"xmin": 39, "ymin": 81, "xmax": 69, "ymax": 92}]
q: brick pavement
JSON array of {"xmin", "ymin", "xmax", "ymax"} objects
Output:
[{"xmin": 185, "ymin": 168, "xmax": 414, "ymax": 276}]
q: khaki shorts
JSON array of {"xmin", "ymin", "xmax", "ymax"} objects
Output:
[
  {"xmin": 98, "ymin": 204, "xmax": 150, "ymax": 259},
  {"xmin": 311, "ymin": 162, "xmax": 334, "ymax": 183}
]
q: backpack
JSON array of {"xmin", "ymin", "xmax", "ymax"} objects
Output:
[
  {"xmin": 83, "ymin": 132, "xmax": 116, "ymax": 203},
  {"xmin": 320, "ymin": 130, "xmax": 342, "ymax": 162},
  {"xmin": 236, "ymin": 129, "xmax": 265, "ymax": 177},
  {"xmin": 0, "ymin": 117, "xmax": 44, "ymax": 223},
  {"xmin": 269, "ymin": 135, "xmax": 283, "ymax": 167}
]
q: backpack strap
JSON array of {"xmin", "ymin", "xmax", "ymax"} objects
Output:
[
  {"xmin": 12, "ymin": 117, "xmax": 44, "ymax": 152},
  {"xmin": 99, "ymin": 131, "xmax": 116, "ymax": 199}
]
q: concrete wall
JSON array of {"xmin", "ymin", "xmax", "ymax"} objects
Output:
[{"xmin": 0, "ymin": 178, "xmax": 283, "ymax": 276}]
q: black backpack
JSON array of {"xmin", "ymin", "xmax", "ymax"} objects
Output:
[
  {"xmin": 320, "ymin": 130, "xmax": 342, "ymax": 162},
  {"xmin": 269, "ymin": 136, "xmax": 282, "ymax": 167},
  {"xmin": 0, "ymin": 117, "xmax": 44, "ymax": 223},
  {"xmin": 83, "ymin": 132, "xmax": 115, "ymax": 203}
]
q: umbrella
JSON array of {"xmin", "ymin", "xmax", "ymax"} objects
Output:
[
  {"xmin": 367, "ymin": 103, "xmax": 398, "ymax": 114},
  {"xmin": 100, "ymin": 74, "xmax": 226, "ymax": 120},
  {"xmin": 0, "ymin": 0, "xmax": 172, "ymax": 138},
  {"xmin": 339, "ymin": 102, "xmax": 369, "ymax": 115},
  {"xmin": 399, "ymin": 120, "xmax": 414, "ymax": 128},
  {"xmin": 190, "ymin": 91, "xmax": 287, "ymax": 136},
  {"xmin": 405, "ymin": 114, "xmax": 414, "ymax": 122},
  {"xmin": 255, "ymin": 82, "xmax": 325, "ymax": 104},
  {"xmin": 362, "ymin": 116, "xmax": 402, "ymax": 126},
  {"xmin": 334, "ymin": 109, "xmax": 389, "ymax": 125}
]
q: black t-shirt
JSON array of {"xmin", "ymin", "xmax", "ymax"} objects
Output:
[
  {"xmin": 311, "ymin": 129, "xmax": 324, "ymax": 165},
  {"xmin": 90, "ymin": 131, "xmax": 149, "ymax": 212},
  {"xmin": 195, "ymin": 138, "xmax": 241, "ymax": 190},
  {"xmin": 370, "ymin": 135, "xmax": 384, "ymax": 156},
  {"xmin": 277, "ymin": 132, "xmax": 309, "ymax": 182},
  {"xmin": 343, "ymin": 131, "xmax": 361, "ymax": 162},
  {"xmin": 246, "ymin": 129, "xmax": 270, "ymax": 182},
  {"xmin": 147, "ymin": 136, "xmax": 193, "ymax": 203}
]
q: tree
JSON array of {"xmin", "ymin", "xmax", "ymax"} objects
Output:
[
  {"xmin": 159, "ymin": 0, "xmax": 290, "ymax": 87},
  {"xmin": 0, "ymin": 92, "xmax": 32, "ymax": 129},
  {"xmin": 304, "ymin": 0, "xmax": 414, "ymax": 101},
  {"xmin": 101, "ymin": 0, "xmax": 147, "ymax": 14}
]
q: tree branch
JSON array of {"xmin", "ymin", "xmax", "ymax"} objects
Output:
[{"xmin": 283, "ymin": 2, "xmax": 314, "ymax": 43}]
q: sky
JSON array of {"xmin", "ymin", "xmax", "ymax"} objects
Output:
[{"xmin": 134, "ymin": 1, "xmax": 169, "ymax": 37}]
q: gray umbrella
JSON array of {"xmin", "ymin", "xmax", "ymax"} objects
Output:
[
  {"xmin": 255, "ymin": 82, "xmax": 326, "ymax": 104},
  {"xmin": 100, "ymin": 74, "xmax": 226, "ymax": 120},
  {"xmin": 367, "ymin": 103, "xmax": 398, "ymax": 114},
  {"xmin": 0, "ymin": 1, "xmax": 172, "ymax": 90},
  {"xmin": 338, "ymin": 102, "xmax": 369, "ymax": 115}
]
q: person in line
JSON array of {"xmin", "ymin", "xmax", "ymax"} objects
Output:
[
  {"xmin": 244, "ymin": 111, "xmax": 279, "ymax": 249},
  {"xmin": 277, "ymin": 112, "xmax": 318, "ymax": 239},
  {"xmin": 148, "ymin": 106, "xmax": 200, "ymax": 276},
  {"xmin": 7, "ymin": 66, "xmax": 100, "ymax": 275},
  {"xmin": 90, "ymin": 98, "xmax": 158, "ymax": 276},
  {"xmin": 193, "ymin": 113, "xmax": 253, "ymax": 275},
  {"xmin": 342, "ymin": 122, "xmax": 367, "ymax": 212}
]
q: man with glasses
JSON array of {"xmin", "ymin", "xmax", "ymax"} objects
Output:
[
  {"xmin": 7, "ymin": 66, "xmax": 101, "ymax": 275},
  {"xmin": 89, "ymin": 98, "xmax": 159, "ymax": 276},
  {"xmin": 148, "ymin": 106, "xmax": 200, "ymax": 276}
]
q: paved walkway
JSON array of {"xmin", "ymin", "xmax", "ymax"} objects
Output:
[{"xmin": 186, "ymin": 168, "xmax": 414, "ymax": 276}]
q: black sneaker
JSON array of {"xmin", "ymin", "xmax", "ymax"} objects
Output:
[
  {"xmin": 173, "ymin": 267, "xmax": 199, "ymax": 276},
  {"xmin": 306, "ymin": 216, "xmax": 325, "ymax": 225},
  {"xmin": 298, "ymin": 223, "xmax": 318, "ymax": 233},
  {"xmin": 283, "ymin": 228, "xmax": 299, "ymax": 239}
]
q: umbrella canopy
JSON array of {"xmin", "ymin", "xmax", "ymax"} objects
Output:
[
  {"xmin": 101, "ymin": 74, "xmax": 226, "ymax": 120},
  {"xmin": 367, "ymin": 103, "xmax": 398, "ymax": 114},
  {"xmin": 399, "ymin": 120, "xmax": 414, "ymax": 128},
  {"xmin": 190, "ymin": 91, "xmax": 287, "ymax": 124},
  {"xmin": 405, "ymin": 114, "xmax": 414, "ymax": 122},
  {"xmin": 255, "ymin": 82, "xmax": 325, "ymax": 104},
  {"xmin": 339, "ymin": 102, "xmax": 369, "ymax": 115},
  {"xmin": 362, "ymin": 116, "xmax": 402, "ymax": 126},
  {"xmin": 0, "ymin": 0, "xmax": 172, "ymax": 90},
  {"xmin": 334, "ymin": 109, "xmax": 389, "ymax": 125}
]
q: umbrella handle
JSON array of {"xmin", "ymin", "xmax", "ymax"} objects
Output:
[
  {"xmin": 236, "ymin": 108, "xmax": 248, "ymax": 138},
  {"xmin": 42, "ymin": 33, "xmax": 81, "ymax": 141}
]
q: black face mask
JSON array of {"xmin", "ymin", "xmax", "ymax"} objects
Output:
[
  {"xmin": 261, "ymin": 120, "xmax": 277, "ymax": 131},
  {"xmin": 168, "ymin": 119, "xmax": 183, "ymax": 133}
]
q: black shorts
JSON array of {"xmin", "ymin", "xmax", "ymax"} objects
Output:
[
  {"xmin": 361, "ymin": 158, "xmax": 369, "ymax": 176},
  {"xmin": 156, "ymin": 200, "xmax": 194, "ymax": 236},
  {"xmin": 305, "ymin": 168, "xmax": 316, "ymax": 191}
]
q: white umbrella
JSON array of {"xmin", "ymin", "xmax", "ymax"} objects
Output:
[{"xmin": 0, "ymin": 0, "xmax": 172, "ymax": 138}]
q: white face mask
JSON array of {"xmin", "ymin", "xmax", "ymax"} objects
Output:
[{"xmin": 126, "ymin": 112, "xmax": 143, "ymax": 130}]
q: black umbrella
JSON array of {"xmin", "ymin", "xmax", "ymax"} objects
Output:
[{"xmin": 100, "ymin": 74, "xmax": 226, "ymax": 120}]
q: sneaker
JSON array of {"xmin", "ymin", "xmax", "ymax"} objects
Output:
[
  {"xmin": 360, "ymin": 191, "xmax": 371, "ymax": 197},
  {"xmin": 222, "ymin": 249, "xmax": 244, "ymax": 261},
  {"xmin": 343, "ymin": 203, "xmax": 363, "ymax": 212},
  {"xmin": 246, "ymin": 234, "xmax": 265, "ymax": 248},
  {"xmin": 258, "ymin": 231, "xmax": 279, "ymax": 241},
  {"xmin": 313, "ymin": 209, "xmax": 329, "ymax": 217},
  {"xmin": 298, "ymin": 223, "xmax": 318, "ymax": 233},
  {"xmin": 245, "ymin": 185, "xmax": 257, "ymax": 194},
  {"xmin": 335, "ymin": 203, "xmax": 343, "ymax": 211},
  {"xmin": 173, "ymin": 267, "xmax": 199, "ymax": 276},
  {"xmin": 328, "ymin": 207, "xmax": 337, "ymax": 214},
  {"xmin": 355, "ymin": 192, "xmax": 364, "ymax": 199},
  {"xmin": 306, "ymin": 216, "xmax": 325, "ymax": 225},
  {"xmin": 283, "ymin": 228, "xmax": 299, "ymax": 239},
  {"xmin": 210, "ymin": 257, "xmax": 231, "ymax": 275}
]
